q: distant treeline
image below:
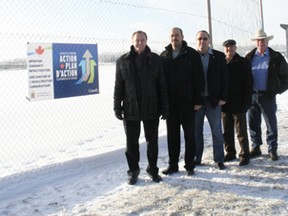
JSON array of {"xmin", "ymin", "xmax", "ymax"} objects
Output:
[
  {"xmin": 0, "ymin": 53, "xmax": 123, "ymax": 70},
  {"xmin": 0, "ymin": 59, "xmax": 27, "ymax": 70},
  {"xmin": 1, "ymin": 46, "xmax": 286, "ymax": 70}
]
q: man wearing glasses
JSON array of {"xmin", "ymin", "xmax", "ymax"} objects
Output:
[{"xmin": 194, "ymin": 30, "xmax": 229, "ymax": 170}]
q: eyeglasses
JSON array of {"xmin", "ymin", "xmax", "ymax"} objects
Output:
[{"xmin": 197, "ymin": 37, "xmax": 208, "ymax": 41}]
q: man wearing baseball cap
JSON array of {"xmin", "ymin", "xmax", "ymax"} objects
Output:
[
  {"xmin": 245, "ymin": 29, "xmax": 288, "ymax": 161},
  {"xmin": 222, "ymin": 39, "xmax": 253, "ymax": 166}
]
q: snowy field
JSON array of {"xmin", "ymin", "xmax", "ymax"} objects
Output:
[{"xmin": 0, "ymin": 64, "xmax": 288, "ymax": 215}]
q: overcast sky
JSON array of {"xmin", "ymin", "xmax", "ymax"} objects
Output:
[
  {"xmin": 262, "ymin": 0, "xmax": 288, "ymax": 45},
  {"xmin": 0, "ymin": 0, "xmax": 287, "ymax": 61}
]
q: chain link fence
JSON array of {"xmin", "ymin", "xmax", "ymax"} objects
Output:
[{"xmin": 0, "ymin": 0, "xmax": 263, "ymax": 179}]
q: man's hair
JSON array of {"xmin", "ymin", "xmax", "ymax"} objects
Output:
[
  {"xmin": 132, "ymin": 30, "xmax": 148, "ymax": 40},
  {"xmin": 172, "ymin": 27, "xmax": 183, "ymax": 36},
  {"xmin": 196, "ymin": 30, "xmax": 210, "ymax": 38}
]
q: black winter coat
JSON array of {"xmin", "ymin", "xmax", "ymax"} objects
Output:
[
  {"xmin": 222, "ymin": 53, "xmax": 253, "ymax": 113},
  {"xmin": 245, "ymin": 47, "xmax": 288, "ymax": 99},
  {"xmin": 205, "ymin": 49, "xmax": 229, "ymax": 108},
  {"xmin": 160, "ymin": 41, "xmax": 205, "ymax": 113},
  {"xmin": 113, "ymin": 46, "xmax": 169, "ymax": 121}
]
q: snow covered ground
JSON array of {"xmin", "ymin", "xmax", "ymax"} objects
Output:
[{"xmin": 0, "ymin": 64, "xmax": 288, "ymax": 215}]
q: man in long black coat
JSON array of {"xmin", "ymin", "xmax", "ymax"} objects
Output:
[
  {"xmin": 160, "ymin": 27, "xmax": 204, "ymax": 176},
  {"xmin": 113, "ymin": 30, "xmax": 169, "ymax": 185},
  {"xmin": 222, "ymin": 39, "xmax": 253, "ymax": 166}
]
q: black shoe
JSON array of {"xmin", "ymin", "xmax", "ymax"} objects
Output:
[
  {"xmin": 150, "ymin": 174, "xmax": 162, "ymax": 183},
  {"xmin": 146, "ymin": 167, "xmax": 162, "ymax": 183},
  {"xmin": 239, "ymin": 158, "xmax": 249, "ymax": 166},
  {"xmin": 269, "ymin": 152, "xmax": 279, "ymax": 161},
  {"xmin": 194, "ymin": 161, "xmax": 201, "ymax": 166},
  {"xmin": 127, "ymin": 169, "xmax": 140, "ymax": 185},
  {"xmin": 250, "ymin": 146, "xmax": 262, "ymax": 158},
  {"xmin": 187, "ymin": 170, "xmax": 195, "ymax": 176},
  {"xmin": 162, "ymin": 166, "xmax": 179, "ymax": 175},
  {"xmin": 224, "ymin": 154, "xmax": 236, "ymax": 162},
  {"xmin": 128, "ymin": 175, "xmax": 138, "ymax": 185},
  {"xmin": 218, "ymin": 162, "xmax": 226, "ymax": 170}
]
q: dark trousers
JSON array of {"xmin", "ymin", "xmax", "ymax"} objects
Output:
[
  {"xmin": 248, "ymin": 93, "xmax": 278, "ymax": 153},
  {"xmin": 124, "ymin": 118, "xmax": 159, "ymax": 176},
  {"xmin": 222, "ymin": 112, "xmax": 250, "ymax": 159},
  {"xmin": 166, "ymin": 111, "xmax": 195, "ymax": 171}
]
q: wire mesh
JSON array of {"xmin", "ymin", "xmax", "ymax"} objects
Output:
[{"xmin": 0, "ymin": 0, "xmax": 263, "ymax": 179}]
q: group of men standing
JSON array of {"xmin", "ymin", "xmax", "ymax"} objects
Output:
[{"xmin": 113, "ymin": 27, "xmax": 288, "ymax": 185}]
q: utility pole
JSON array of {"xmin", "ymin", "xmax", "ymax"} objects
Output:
[
  {"xmin": 207, "ymin": 0, "xmax": 213, "ymax": 48},
  {"xmin": 280, "ymin": 24, "xmax": 288, "ymax": 58},
  {"xmin": 260, "ymin": 0, "xmax": 264, "ymax": 29}
]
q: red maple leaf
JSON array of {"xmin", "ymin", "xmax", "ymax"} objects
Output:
[
  {"xmin": 60, "ymin": 63, "xmax": 65, "ymax": 69},
  {"xmin": 35, "ymin": 46, "xmax": 45, "ymax": 55}
]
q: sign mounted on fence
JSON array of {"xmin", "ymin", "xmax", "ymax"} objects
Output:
[{"xmin": 27, "ymin": 42, "xmax": 99, "ymax": 101}]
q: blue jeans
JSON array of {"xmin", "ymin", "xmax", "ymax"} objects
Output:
[
  {"xmin": 194, "ymin": 100, "xmax": 224, "ymax": 163},
  {"xmin": 248, "ymin": 93, "xmax": 278, "ymax": 153}
]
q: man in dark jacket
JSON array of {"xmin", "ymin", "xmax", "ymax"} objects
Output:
[
  {"xmin": 222, "ymin": 39, "xmax": 253, "ymax": 166},
  {"xmin": 194, "ymin": 30, "xmax": 229, "ymax": 170},
  {"xmin": 160, "ymin": 27, "xmax": 205, "ymax": 176},
  {"xmin": 113, "ymin": 30, "xmax": 169, "ymax": 185},
  {"xmin": 245, "ymin": 29, "xmax": 288, "ymax": 161}
]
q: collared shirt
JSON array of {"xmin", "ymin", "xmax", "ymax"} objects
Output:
[
  {"xmin": 199, "ymin": 47, "xmax": 213, "ymax": 96},
  {"xmin": 251, "ymin": 48, "xmax": 270, "ymax": 91}
]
